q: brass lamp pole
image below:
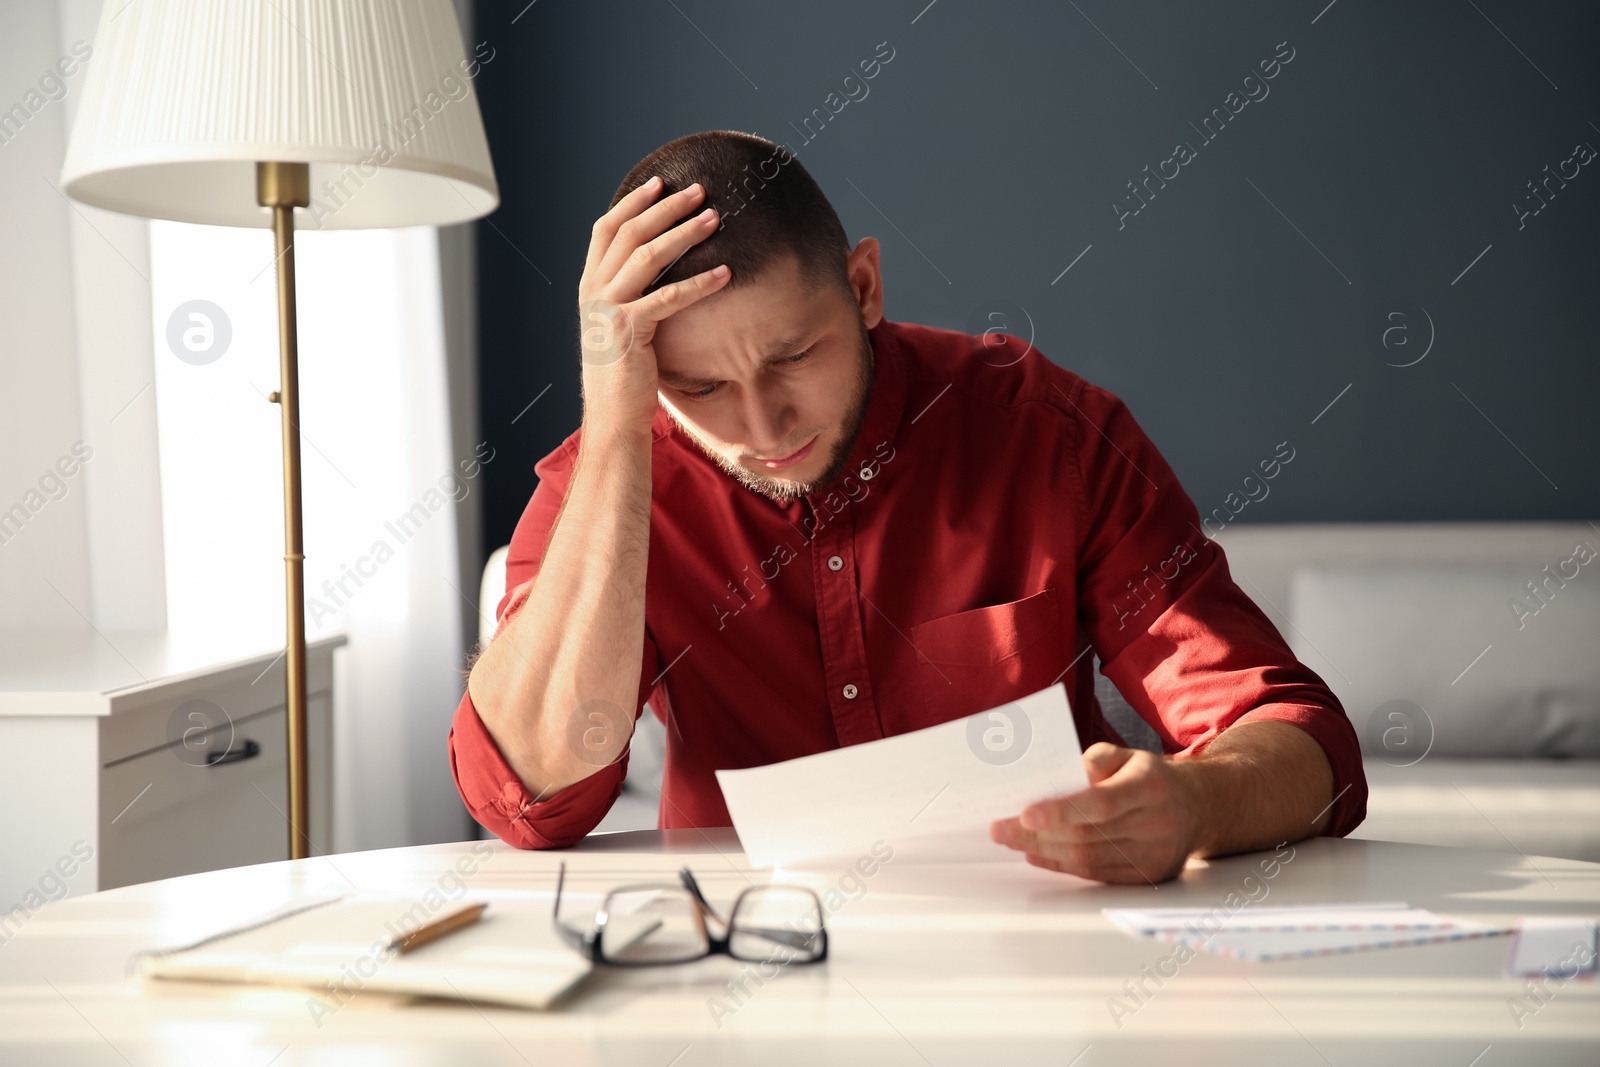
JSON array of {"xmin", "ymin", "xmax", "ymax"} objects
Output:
[{"xmin": 257, "ymin": 161, "xmax": 312, "ymax": 860}]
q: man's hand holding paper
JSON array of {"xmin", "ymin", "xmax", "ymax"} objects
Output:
[{"xmin": 991, "ymin": 716, "xmax": 1337, "ymax": 884}]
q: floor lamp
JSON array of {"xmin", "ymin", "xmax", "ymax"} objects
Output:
[{"xmin": 59, "ymin": 0, "xmax": 499, "ymax": 859}]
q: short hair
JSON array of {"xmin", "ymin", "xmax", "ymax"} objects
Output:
[{"xmin": 608, "ymin": 130, "xmax": 852, "ymax": 298}]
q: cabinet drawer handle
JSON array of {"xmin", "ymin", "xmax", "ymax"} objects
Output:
[{"xmin": 206, "ymin": 739, "xmax": 261, "ymax": 767}]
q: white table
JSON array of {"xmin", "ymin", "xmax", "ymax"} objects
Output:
[{"xmin": 0, "ymin": 830, "xmax": 1595, "ymax": 1065}]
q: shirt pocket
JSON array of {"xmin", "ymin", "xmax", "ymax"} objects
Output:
[{"xmin": 906, "ymin": 588, "xmax": 1065, "ymax": 719}]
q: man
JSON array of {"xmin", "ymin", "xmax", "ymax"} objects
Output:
[{"xmin": 450, "ymin": 130, "xmax": 1366, "ymax": 884}]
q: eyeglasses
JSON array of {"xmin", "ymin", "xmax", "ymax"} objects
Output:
[{"xmin": 551, "ymin": 861, "xmax": 828, "ymax": 966}]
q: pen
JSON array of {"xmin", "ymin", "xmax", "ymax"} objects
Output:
[{"xmin": 389, "ymin": 902, "xmax": 488, "ymax": 955}]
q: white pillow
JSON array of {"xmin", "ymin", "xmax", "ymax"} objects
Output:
[{"xmin": 1287, "ymin": 564, "xmax": 1600, "ymax": 758}]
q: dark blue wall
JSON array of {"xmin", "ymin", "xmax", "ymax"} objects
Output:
[{"xmin": 473, "ymin": 0, "xmax": 1598, "ymax": 560}]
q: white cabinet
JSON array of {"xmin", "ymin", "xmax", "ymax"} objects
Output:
[{"xmin": 0, "ymin": 631, "xmax": 342, "ymax": 906}]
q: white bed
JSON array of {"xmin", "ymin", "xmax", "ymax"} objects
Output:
[{"xmin": 1216, "ymin": 521, "xmax": 1600, "ymax": 862}]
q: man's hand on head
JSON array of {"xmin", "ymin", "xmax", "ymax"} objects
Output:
[
  {"xmin": 578, "ymin": 175, "xmax": 732, "ymax": 437},
  {"xmin": 989, "ymin": 743, "xmax": 1202, "ymax": 885}
]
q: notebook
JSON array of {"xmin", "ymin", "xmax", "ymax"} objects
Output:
[{"xmin": 130, "ymin": 891, "xmax": 606, "ymax": 1011}]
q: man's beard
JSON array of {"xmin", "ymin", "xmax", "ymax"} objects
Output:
[{"xmin": 663, "ymin": 318, "xmax": 876, "ymax": 505}]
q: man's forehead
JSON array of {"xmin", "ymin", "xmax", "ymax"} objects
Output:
[{"xmin": 655, "ymin": 270, "xmax": 829, "ymax": 371}]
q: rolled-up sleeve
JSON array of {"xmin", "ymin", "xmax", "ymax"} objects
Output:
[
  {"xmin": 1069, "ymin": 379, "xmax": 1367, "ymax": 838},
  {"xmin": 448, "ymin": 436, "xmax": 663, "ymax": 848}
]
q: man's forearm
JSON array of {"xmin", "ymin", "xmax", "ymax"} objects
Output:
[
  {"xmin": 466, "ymin": 425, "xmax": 653, "ymax": 799},
  {"xmin": 1172, "ymin": 719, "xmax": 1335, "ymax": 858}
]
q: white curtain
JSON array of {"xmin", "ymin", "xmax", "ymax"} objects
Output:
[{"xmin": 150, "ymin": 221, "xmax": 469, "ymax": 851}]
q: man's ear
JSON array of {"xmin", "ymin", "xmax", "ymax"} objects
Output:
[{"xmin": 845, "ymin": 237, "xmax": 884, "ymax": 328}]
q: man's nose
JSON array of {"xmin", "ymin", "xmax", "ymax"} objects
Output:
[{"xmin": 743, "ymin": 389, "xmax": 795, "ymax": 456}]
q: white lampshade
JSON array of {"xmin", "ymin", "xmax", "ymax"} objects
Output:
[{"xmin": 60, "ymin": 0, "xmax": 498, "ymax": 229}]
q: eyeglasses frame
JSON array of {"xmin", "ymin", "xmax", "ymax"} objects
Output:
[{"xmin": 551, "ymin": 860, "xmax": 829, "ymax": 967}]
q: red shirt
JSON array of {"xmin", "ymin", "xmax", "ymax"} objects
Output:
[{"xmin": 449, "ymin": 318, "xmax": 1367, "ymax": 848}]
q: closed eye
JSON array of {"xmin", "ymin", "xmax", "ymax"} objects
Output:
[{"xmin": 677, "ymin": 351, "xmax": 811, "ymax": 401}]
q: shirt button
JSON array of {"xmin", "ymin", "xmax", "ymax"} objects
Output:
[
  {"xmin": 827, "ymin": 555, "xmax": 844, "ymax": 571},
  {"xmin": 859, "ymin": 466, "xmax": 875, "ymax": 481},
  {"xmin": 843, "ymin": 684, "xmax": 859, "ymax": 700}
]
